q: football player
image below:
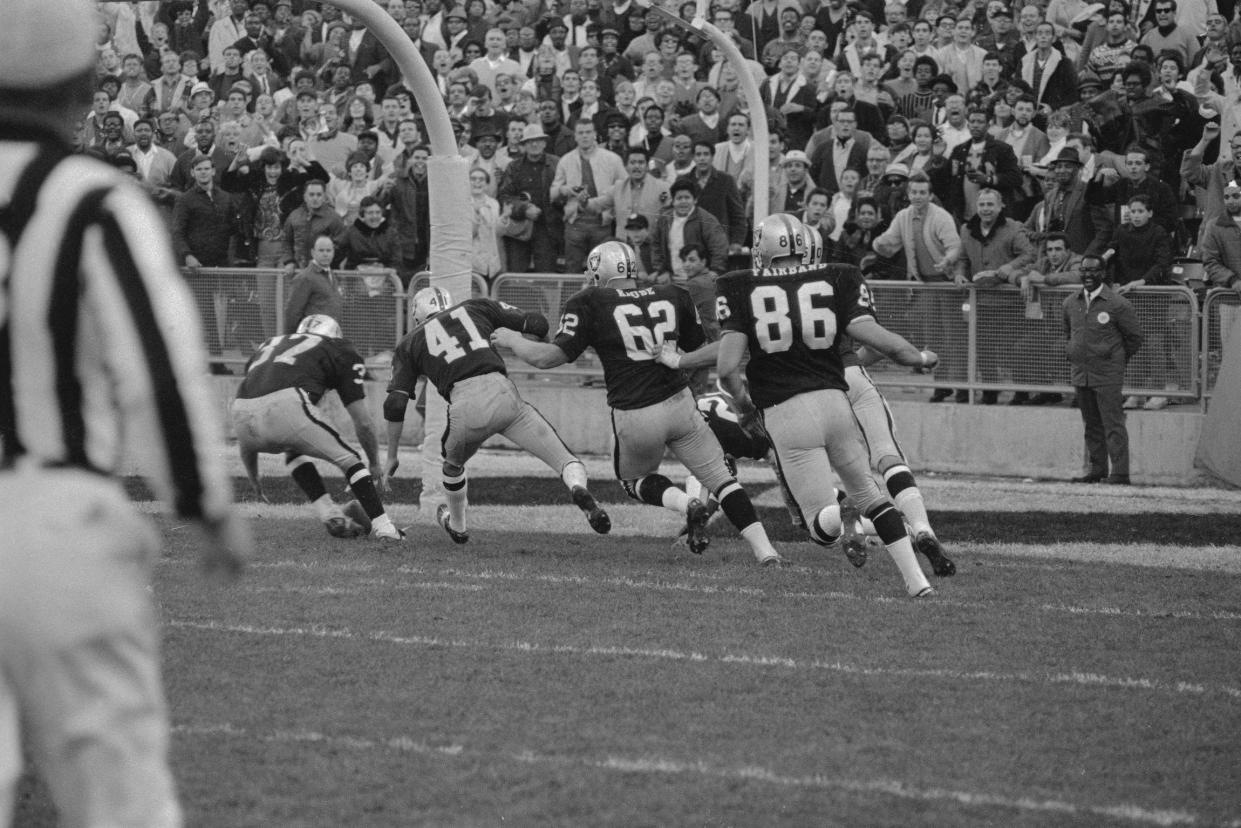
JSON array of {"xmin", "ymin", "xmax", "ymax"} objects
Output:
[
  {"xmin": 232, "ymin": 314, "xmax": 404, "ymax": 540},
  {"xmin": 493, "ymin": 241, "xmax": 786, "ymax": 566},
  {"xmin": 383, "ymin": 286, "xmax": 610, "ymax": 544},
  {"xmin": 665, "ymin": 215, "xmax": 941, "ymax": 596}
]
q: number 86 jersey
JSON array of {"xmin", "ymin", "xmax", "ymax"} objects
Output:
[
  {"xmin": 716, "ymin": 263, "xmax": 876, "ymax": 409},
  {"xmin": 554, "ymin": 284, "xmax": 706, "ymax": 410}
]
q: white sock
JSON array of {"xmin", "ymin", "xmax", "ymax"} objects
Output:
[
  {"xmin": 561, "ymin": 460, "xmax": 588, "ymax": 491},
  {"xmin": 445, "ymin": 471, "xmax": 467, "ymax": 531},
  {"xmin": 886, "ymin": 535, "xmax": 931, "ymax": 596},
  {"xmin": 684, "ymin": 474, "xmax": 705, "ymax": 503},
  {"xmin": 894, "ymin": 488, "xmax": 932, "ymax": 536},
  {"xmin": 662, "ymin": 486, "xmax": 691, "ymax": 513},
  {"xmin": 741, "ymin": 523, "xmax": 779, "ymax": 561},
  {"xmin": 811, "ymin": 504, "xmax": 842, "ymax": 543}
]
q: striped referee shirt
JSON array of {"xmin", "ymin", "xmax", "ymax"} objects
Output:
[{"xmin": 0, "ymin": 124, "xmax": 233, "ymax": 522}]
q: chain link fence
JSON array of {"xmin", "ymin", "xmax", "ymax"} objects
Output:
[{"xmin": 1204, "ymin": 289, "xmax": 1241, "ymax": 397}]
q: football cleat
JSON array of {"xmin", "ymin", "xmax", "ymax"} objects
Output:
[
  {"xmin": 914, "ymin": 531, "xmax": 956, "ymax": 577},
  {"xmin": 297, "ymin": 313, "xmax": 342, "ymax": 339},
  {"xmin": 372, "ymin": 524, "xmax": 406, "ymax": 541},
  {"xmin": 436, "ymin": 503, "xmax": 470, "ymax": 544},
  {"xmin": 410, "ymin": 286, "xmax": 452, "ymax": 327},
  {"xmin": 585, "ymin": 240, "xmax": 639, "ymax": 286},
  {"xmin": 912, "ymin": 585, "xmax": 936, "ymax": 598},
  {"xmin": 758, "ymin": 552, "xmax": 790, "ymax": 567},
  {"xmin": 840, "ymin": 535, "xmax": 869, "ymax": 568},
  {"xmin": 752, "ymin": 214, "xmax": 808, "ymax": 267},
  {"xmin": 324, "ymin": 516, "xmax": 366, "ymax": 539},
  {"xmin": 685, "ymin": 498, "xmax": 711, "ymax": 555},
  {"xmin": 571, "ymin": 485, "xmax": 611, "ymax": 534}
]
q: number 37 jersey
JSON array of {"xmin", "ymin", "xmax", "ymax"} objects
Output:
[
  {"xmin": 716, "ymin": 263, "xmax": 876, "ymax": 409},
  {"xmin": 554, "ymin": 284, "xmax": 706, "ymax": 410},
  {"xmin": 236, "ymin": 333, "xmax": 367, "ymax": 406}
]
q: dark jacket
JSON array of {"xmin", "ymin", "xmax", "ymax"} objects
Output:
[
  {"xmin": 1063, "ymin": 285, "xmax": 1143, "ymax": 386},
  {"xmin": 498, "ymin": 152, "xmax": 560, "ymax": 222},
  {"xmin": 284, "ymin": 262, "xmax": 344, "ymax": 334},
  {"xmin": 682, "ymin": 168, "xmax": 746, "ymax": 246},
  {"xmin": 334, "ymin": 217, "xmax": 398, "ymax": 269},
  {"xmin": 280, "ymin": 203, "xmax": 345, "ymax": 269},
  {"xmin": 170, "ymin": 185, "xmax": 238, "ymax": 266},
  {"xmin": 946, "ymin": 136, "xmax": 1023, "ymax": 222},
  {"xmin": 382, "ymin": 170, "xmax": 431, "ymax": 264},
  {"xmin": 810, "ymin": 137, "xmax": 869, "ymax": 198},
  {"xmin": 1108, "ymin": 221, "xmax": 1172, "ymax": 286},
  {"xmin": 221, "ymin": 160, "xmax": 330, "ymax": 253},
  {"xmin": 651, "ymin": 207, "xmax": 730, "ymax": 275}
]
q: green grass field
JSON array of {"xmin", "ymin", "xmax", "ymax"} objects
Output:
[{"xmin": 15, "ymin": 466, "xmax": 1241, "ymax": 827}]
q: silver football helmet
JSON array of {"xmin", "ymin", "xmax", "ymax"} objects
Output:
[
  {"xmin": 410, "ymin": 286, "xmax": 452, "ymax": 326},
  {"xmin": 296, "ymin": 313, "xmax": 342, "ymax": 339},
  {"xmin": 752, "ymin": 214, "xmax": 808, "ymax": 268},
  {"xmin": 585, "ymin": 240, "xmax": 639, "ymax": 285},
  {"xmin": 803, "ymin": 224, "xmax": 824, "ymax": 265}
]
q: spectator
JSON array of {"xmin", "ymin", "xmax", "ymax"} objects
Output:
[
  {"xmin": 328, "ymin": 151, "xmax": 382, "ymax": 224},
  {"xmin": 282, "ymin": 178, "xmax": 346, "ymax": 273},
  {"xmin": 127, "ymin": 117, "xmax": 178, "ymax": 211},
  {"xmin": 596, "ymin": 145, "xmax": 671, "ymax": 231},
  {"xmin": 678, "ymin": 243, "xmax": 721, "ymax": 394},
  {"xmin": 946, "ymin": 107, "xmax": 1023, "ymax": 223},
  {"xmin": 1181, "ymin": 122, "xmax": 1235, "ymax": 238},
  {"xmin": 623, "ymin": 214, "xmax": 658, "ymax": 280},
  {"xmin": 334, "ymin": 195, "xmax": 398, "ymax": 269},
  {"xmin": 308, "ymin": 100, "xmax": 359, "ymax": 178},
  {"xmin": 1020, "ymin": 22, "xmax": 1078, "ymax": 110},
  {"xmin": 687, "ymin": 140, "xmax": 746, "ymax": 252},
  {"xmin": 761, "ymin": 48, "xmax": 817, "ymax": 150},
  {"xmin": 1063, "ymin": 255, "xmax": 1143, "ymax": 484},
  {"xmin": 172, "ymin": 154, "xmax": 239, "ymax": 269},
  {"xmin": 810, "ymin": 105, "xmax": 868, "ymax": 197},
  {"xmin": 936, "ymin": 17, "xmax": 989, "ymax": 93},
  {"xmin": 1089, "ymin": 146, "xmax": 1179, "ymax": 242},
  {"xmin": 651, "ymin": 178, "xmax": 730, "ymax": 280},
  {"xmin": 773, "ymin": 149, "xmax": 816, "ymax": 213},
  {"xmin": 827, "ymin": 168, "xmax": 862, "ymax": 242},
  {"xmin": 1010, "ymin": 231, "xmax": 1085, "ymax": 405},
  {"xmin": 1137, "ymin": 0, "xmax": 1198, "ymax": 66},
  {"xmin": 382, "ymin": 143, "xmax": 431, "ymax": 288},
  {"xmin": 470, "ymin": 166, "xmax": 505, "ymax": 280},
  {"xmin": 499, "ymin": 123, "xmax": 562, "ymax": 273},
  {"xmin": 1026, "ymin": 147, "xmax": 1111, "ymax": 256},
  {"xmin": 1200, "ymin": 179, "xmax": 1241, "ymax": 291},
  {"xmin": 284, "ymin": 234, "xmax": 345, "ymax": 334},
  {"xmin": 552, "ymin": 118, "xmax": 627, "ymax": 274},
  {"xmin": 677, "ymin": 86, "xmax": 729, "ymax": 147},
  {"xmin": 170, "ymin": 120, "xmax": 231, "ymax": 190}
]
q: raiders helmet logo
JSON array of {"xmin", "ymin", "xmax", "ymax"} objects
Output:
[{"xmin": 588, "ymin": 250, "xmax": 602, "ymax": 273}]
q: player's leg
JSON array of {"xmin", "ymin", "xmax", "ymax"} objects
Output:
[
  {"xmin": 847, "ymin": 367, "xmax": 954, "ymax": 576},
  {"xmin": 2, "ymin": 470, "xmax": 181, "ymax": 827},
  {"xmin": 613, "ymin": 402, "xmax": 699, "ymax": 517},
  {"xmin": 669, "ymin": 392, "xmax": 784, "ymax": 565}
]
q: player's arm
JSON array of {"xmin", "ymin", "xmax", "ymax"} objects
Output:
[
  {"xmin": 345, "ymin": 398, "xmax": 383, "ymax": 478},
  {"xmin": 381, "ymin": 347, "xmax": 423, "ymax": 485},
  {"xmin": 492, "ymin": 328, "xmax": 571, "ymax": 367},
  {"xmin": 716, "ymin": 330, "xmax": 752, "ymax": 409},
  {"xmin": 656, "ymin": 339, "xmax": 719, "ymax": 369},
  {"xmin": 239, "ymin": 444, "xmax": 268, "ymax": 503},
  {"xmin": 846, "ymin": 317, "xmax": 937, "ymax": 370}
]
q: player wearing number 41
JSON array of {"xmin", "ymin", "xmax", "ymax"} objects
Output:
[
  {"xmin": 493, "ymin": 241, "xmax": 787, "ymax": 566},
  {"xmin": 383, "ymin": 287, "xmax": 611, "ymax": 543},
  {"xmin": 662, "ymin": 215, "xmax": 942, "ymax": 596},
  {"xmin": 232, "ymin": 315, "xmax": 405, "ymax": 540}
]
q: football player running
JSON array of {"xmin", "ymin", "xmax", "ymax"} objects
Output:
[
  {"xmin": 384, "ymin": 286, "xmax": 610, "ymax": 544},
  {"xmin": 493, "ymin": 241, "xmax": 785, "ymax": 565},
  {"xmin": 675, "ymin": 215, "xmax": 941, "ymax": 596},
  {"xmin": 232, "ymin": 314, "xmax": 404, "ymax": 540}
]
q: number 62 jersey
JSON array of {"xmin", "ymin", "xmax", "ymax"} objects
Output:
[{"xmin": 715, "ymin": 263, "xmax": 876, "ymax": 410}]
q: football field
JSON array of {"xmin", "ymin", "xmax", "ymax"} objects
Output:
[{"xmin": 16, "ymin": 454, "xmax": 1241, "ymax": 827}]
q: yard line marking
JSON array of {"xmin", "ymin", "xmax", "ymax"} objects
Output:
[
  {"xmin": 179, "ymin": 558, "xmax": 1241, "ymax": 622},
  {"xmin": 168, "ymin": 619, "xmax": 1241, "ymax": 700},
  {"xmin": 170, "ymin": 721, "xmax": 1205, "ymax": 826},
  {"xmin": 246, "ymin": 581, "xmax": 485, "ymax": 597}
]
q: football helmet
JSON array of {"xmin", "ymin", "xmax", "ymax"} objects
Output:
[
  {"xmin": 752, "ymin": 214, "xmax": 808, "ymax": 268},
  {"xmin": 296, "ymin": 314, "xmax": 342, "ymax": 339},
  {"xmin": 410, "ymin": 286, "xmax": 452, "ymax": 326},
  {"xmin": 803, "ymin": 224, "xmax": 824, "ymax": 265},
  {"xmin": 585, "ymin": 240, "xmax": 639, "ymax": 285}
]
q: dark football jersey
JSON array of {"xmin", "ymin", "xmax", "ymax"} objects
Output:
[
  {"xmin": 553, "ymin": 283, "xmax": 706, "ymax": 410},
  {"xmin": 696, "ymin": 392, "xmax": 770, "ymax": 460},
  {"xmin": 716, "ymin": 263, "xmax": 876, "ymax": 409},
  {"xmin": 236, "ymin": 333, "xmax": 366, "ymax": 406},
  {"xmin": 389, "ymin": 298, "xmax": 534, "ymax": 401}
]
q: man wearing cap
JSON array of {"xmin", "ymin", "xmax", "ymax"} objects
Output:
[
  {"xmin": 1027, "ymin": 146, "xmax": 1111, "ymax": 255},
  {"xmin": 471, "ymin": 125, "xmax": 504, "ymax": 195},
  {"xmin": 471, "ymin": 28, "xmax": 523, "ymax": 97},
  {"xmin": 978, "ymin": 5, "xmax": 1022, "ymax": 70},
  {"xmin": 499, "ymin": 123, "xmax": 562, "ymax": 271},
  {"xmin": 772, "ymin": 149, "xmax": 817, "ymax": 213},
  {"xmin": 598, "ymin": 27, "xmax": 636, "ymax": 78},
  {"xmin": 873, "ymin": 162, "xmax": 912, "ymax": 221}
]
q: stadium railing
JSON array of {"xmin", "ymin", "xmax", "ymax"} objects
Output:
[
  {"xmin": 1203, "ymin": 287, "xmax": 1241, "ymax": 401},
  {"xmin": 489, "ymin": 271, "xmax": 606, "ymax": 378},
  {"xmin": 180, "ymin": 267, "xmax": 404, "ymax": 369}
]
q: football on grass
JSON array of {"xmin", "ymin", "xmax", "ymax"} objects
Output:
[{"xmin": 342, "ymin": 499, "xmax": 372, "ymax": 534}]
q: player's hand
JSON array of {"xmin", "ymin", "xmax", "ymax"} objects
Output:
[
  {"xmin": 733, "ymin": 395, "xmax": 764, "ymax": 439},
  {"xmin": 652, "ymin": 339, "xmax": 681, "ymax": 369},
  {"xmin": 198, "ymin": 511, "xmax": 251, "ymax": 580},
  {"xmin": 490, "ymin": 327, "xmax": 521, "ymax": 348},
  {"xmin": 915, "ymin": 349, "xmax": 938, "ymax": 374}
]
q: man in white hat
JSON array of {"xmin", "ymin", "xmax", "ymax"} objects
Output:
[
  {"xmin": 0, "ymin": 0, "xmax": 251, "ymax": 826},
  {"xmin": 772, "ymin": 149, "xmax": 816, "ymax": 213},
  {"xmin": 497, "ymin": 122, "xmax": 562, "ymax": 271}
]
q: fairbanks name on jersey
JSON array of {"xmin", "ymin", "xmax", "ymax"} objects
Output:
[
  {"xmin": 716, "ymin": 262, "xmax": 875, "ymax": 409},
  {"xmin": 554, "ymin": 284, "xmax": 706, "ymax": 410},
  {"xmin": 389, "ymin": 298, "xmax": 544, "ymax": 400},
  {"xmin": 236, "ymin": 332, "xmax": 367, "ymax": 406}
]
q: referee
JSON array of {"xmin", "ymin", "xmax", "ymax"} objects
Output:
[{"xmin": 0, "ymin": 1, "xmax": 252, "ymax": 826}]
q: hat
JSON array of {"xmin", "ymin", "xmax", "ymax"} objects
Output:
[
  {"xmin": 1077, "ymin": 68, "xmax": 1103, "ymax": 89},
  {"xmin": 1051, "ymin": 147, "xmax": 1083, "ymax": 166},
  {"xmin": 446, "ymin": 6, "xmax": 468, "ymax": 20},
  {"xmin": 930, "ymin": 73, "xmax": 958, "ymax": 93},
  {"xmin": 601, "ymin": 26, "xmax": 621, "ymax": 38},
  {"xmin": 520, "ymin": 123, "xmax": 548, "ymax": 142},
  {"xmin": 190, "ymin": 81, "xmax": 213, "ymax": 98},
  {"xmin": 988, "ymin": 3, "xmax": 1013, "ymax": 16},
  {"xmin": 0, "ymin": 0, "xmax": 97, "ymax": 90},
  {"xmin": 470, "ymin": 125, "xmax": 501, "ymax": 144},
  {"xmin": 625, "ymin": 213, "xmax": 649, "ymax": 229},
  {"xmin": 782, "ymin": 150, "xmax": 810, "ymax": 167},
  {"xmin": 548, "ymin": 18, "xmax": 569, "ymax": 31},
  {"xmin": 883, "ymin": 162, "xmax": 911, "ymax": 179}
]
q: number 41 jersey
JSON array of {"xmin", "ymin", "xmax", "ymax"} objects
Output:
[
  {"xmin": 554, "ymin": 284, "xmax": 706, "ymax": 410},
  {"xmin": 716, "ymin": 263, "xmax": 876, "ymax": 409}
]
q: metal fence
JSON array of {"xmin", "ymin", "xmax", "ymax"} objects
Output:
[
  {"xmin": 183, "ymin": 266, "xmax": 1238, "ymax": 403},
  {"xmin": 181, "ymin": 267, "xmax": 404, "ymax": 368}
]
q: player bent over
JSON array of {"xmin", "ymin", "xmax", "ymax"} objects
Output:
[
  {"xmin": 384, "ymin": 287, "xmax": 610, "ymax": 544},
  {"xmin": 711, "ymin": 215, "xmax": 939, "ymax": 595},
  {"xmin": 493, "ymin": 241, "xmax": 785, "ymax": 566},
  {"xmin": 232, "ymin": 314, "xmax": 404, "ymax": 540}
]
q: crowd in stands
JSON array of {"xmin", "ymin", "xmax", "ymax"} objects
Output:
[{"xmin": 88, "ymin": 0, "xmax": 1240, "ymax": 402}]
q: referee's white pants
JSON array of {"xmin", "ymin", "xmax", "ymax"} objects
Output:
[{"xmin": 0, "ymin": 465, "xmax": 180, "ymax": 828}]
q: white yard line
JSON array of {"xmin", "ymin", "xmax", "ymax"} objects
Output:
[
  {"xmin": 168, "ymin": 721, "xmax": 1207, "ymax": 826},
  {"xmin": 167, "ymin": 619, "xmax": 1241, "ymax": 700}
]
